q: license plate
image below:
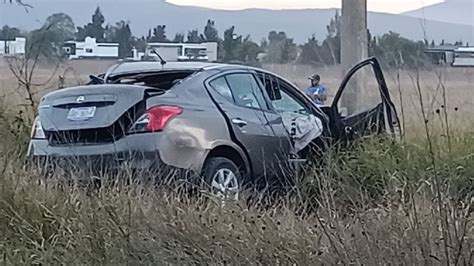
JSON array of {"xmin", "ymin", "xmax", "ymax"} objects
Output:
[{"xmin": 67, "ymin": 106, "xmax": 97, "ymax": 121}]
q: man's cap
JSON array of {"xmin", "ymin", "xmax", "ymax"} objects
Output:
[{"xmin": 308, "ymin": 74, "xmax": 320, "ymax": 80}]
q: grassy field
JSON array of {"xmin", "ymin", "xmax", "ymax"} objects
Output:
[
  {"xmin": 2, "ymin": 58, "xmax": 473, "ymax": 129},
  {"xmin": 0, "ymin": 58, "xmax": 473, "ymax": 264}
]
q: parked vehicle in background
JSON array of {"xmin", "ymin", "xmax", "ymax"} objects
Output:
[{"xmin": 28, "ymin": 57, "xmax": 400, "ymax": 199}]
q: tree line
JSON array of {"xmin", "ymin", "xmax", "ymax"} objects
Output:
[{"xmin": 0, "ymin": 6, "xmax": 455, "ymax": 68}]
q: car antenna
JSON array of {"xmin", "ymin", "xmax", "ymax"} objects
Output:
[{"xmin": 151, "ymin": 48, "xmax": 167, "ymax": 69}]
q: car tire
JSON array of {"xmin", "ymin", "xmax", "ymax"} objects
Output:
[{"xmin": 202, "ymin": 157, "xmax": 242, "ymax": 201}]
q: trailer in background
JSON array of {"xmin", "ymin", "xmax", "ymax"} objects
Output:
[
  {"xmin": 452, "ymin": 47, "xmax": 474, "ymax": 67},
  {"xmin": 425, "ymin": 45, "xmax": 474, "ymax": 67},
  {"xmin": 63, "ymin": 37, "xmax": 119, "ymax": 59}
]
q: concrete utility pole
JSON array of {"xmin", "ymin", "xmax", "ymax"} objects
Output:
[{"xmin": 341, "ymin": 0, "xmax": 368, "ymax": 115}]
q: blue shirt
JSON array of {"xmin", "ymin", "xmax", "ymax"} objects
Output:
[{"xmin": 305, "ymin": 85, "xmax": 328, "ymax": 105}]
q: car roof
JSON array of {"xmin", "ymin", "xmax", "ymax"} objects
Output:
[
  {"xmin": 104, "ymin": 61, "xmax": 300, "ymax": 89},
  {"xmin": 109, "ymin": 61, "xmax": 236, "ymax": 75}
]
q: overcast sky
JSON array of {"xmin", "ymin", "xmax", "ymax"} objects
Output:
[{"xmin": 168, "ymin": 0, "xmax": 444, "ymax": 14}]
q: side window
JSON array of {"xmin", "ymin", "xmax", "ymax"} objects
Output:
[
  {"xmin": 257, "ymin": 72, "xmax": 309, "ymax": 115},
  {"xmin": 225, "ymin": 73, "xmax": 266, "ymax": 109},
  {"xmin": 273, "ymin": 88, "xmax": 310, "ymax": 115},
  {"xmin": 209, "ymin": 77, "xmax": 234, "ymax": 103}
]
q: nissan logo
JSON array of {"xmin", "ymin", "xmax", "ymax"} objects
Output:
[{"xmin": 76, "ymin": 96, "xmax": 85, "ymax": 103}]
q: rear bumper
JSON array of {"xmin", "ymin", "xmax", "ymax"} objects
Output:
[
  {"xmin": 28, "ymin": 134, "xmax": 160, "ymax": 159},
  {"xmin": 29, "ymin": 134, "xmax": 168, "ymax": 172},
  {"xmin": 29, "ymin": 133, "xmax": 160, "ymax": 157},
  {"xmin": 28, "ymin": 131, "xmax": 210, "ymax": 173}
]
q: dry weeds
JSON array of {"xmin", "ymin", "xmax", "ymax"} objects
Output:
[{"xmin": 0, "ymin": 58, "xmax": 473, "ymax": 264}]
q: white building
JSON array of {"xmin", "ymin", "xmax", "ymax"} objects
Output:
[
  {"xmin": 136, "ymin": 42, "xmax": 218, "ymax": 62},
  {"xmin": 63, "ymin": 37, "xmax": 119, "ymax": 59},
  {"xmin": 0, "ymin": 37, "xmax": 26, "ymax": 56}
]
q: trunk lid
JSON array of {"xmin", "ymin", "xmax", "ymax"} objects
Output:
[{"xmin": 38, "ymin": 85, "xmax": 164, "ymax": 145}]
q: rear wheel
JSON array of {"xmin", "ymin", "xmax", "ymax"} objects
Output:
[{"xmin": 202, "ymin": 157, "xmax": 241, "ymax": 200}]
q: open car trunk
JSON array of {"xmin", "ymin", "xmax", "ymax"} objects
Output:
[
  {"xmin": 39, "ymin": 85, "xmax": 162, "ymax": 145},
  {"xmin": 38, "ymin": 70, "xmax": 196, "ymax": 145}
]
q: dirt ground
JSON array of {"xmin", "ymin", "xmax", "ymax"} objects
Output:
[{"xmin": 1, "ymin": 57, "xmax": 473, "ymax": 130}]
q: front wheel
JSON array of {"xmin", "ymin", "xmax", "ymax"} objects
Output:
[{"xmin": 202, "ymin": 157, "xmax": 241, "ymax": 201}]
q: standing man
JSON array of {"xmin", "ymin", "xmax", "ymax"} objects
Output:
[{"xmin": 305, "ymin": 74, "xmax": 328, "ymax": 106}]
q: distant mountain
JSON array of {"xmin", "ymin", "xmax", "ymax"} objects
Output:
[
  {"xmin": 403, "ymin": 0, "xmax": 474, "ymax": 27},
  {"xmin": 1, "ymin": 0, "xmax": 473, "ymax": 44}
]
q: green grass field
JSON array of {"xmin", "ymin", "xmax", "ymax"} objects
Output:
[{"xmin": 0, "ymin": 58, "xmax": 472, "ymax": 264}]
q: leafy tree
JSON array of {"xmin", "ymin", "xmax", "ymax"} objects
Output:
[
  {"xmin": 132, "ymin": 36, "xmax": 147, "ymax": 53},
  {"xmin": 299, "ymin": 10, "xmax": 341, "ymax": 65},
  {"xmin": 321, "ymin": 10, "xmax": 341, "ymax": 65},
  {"xmin": 372, "ymin": 31, "xmax": 427, "ymax": 68},
  {"xmin": 25, "ymin": 13, "xmax": 76, "ymax": 58},
  {"xmin": 76, "ymin": 7, "xmax": 106, "ymax": 41},
  {"xmin": 187, "ymin": 29, "xmax": 202, "ymax": 43},
  {"xmin": 217, "ymin": 40, "xmax": 226, "ymax": 62},
  {"xmin": 222, "ymin": 26, "xmax": 241, "ymax": 62},
  {"xmin": 266, "ymin": 31, "xmax": 296, "ymax": 63},
  {"xmin": 90, "ymin": 7, "xmax": 105, "ymax": 39},
  {"xmin": 148, "ymin": 25, "xmax": 169, "ymax": 42},
  {"xmin": 27, "ymin": 25, "xmax": 64, "ymax": 58},
  {"xmin": 299, "ymin": 35, "xmax": 322, "ymax": 64},
  {"xmin": 45, "ymin": 13, "xmax": 76, "ymax": 41},
  {"xmin": 0, "ymin": 25, "xmax": 23, "ymax": 56},
  {"xmin": 173, "ymin": 33, "xmax": 185, "ymax": 43},
  {"xmin": 106, "ymin": 20, "xmax": 132, "ymax": 57},
  {"xmin": 260, "ymin": 39, "xmax": 268, "ymax": 51},
  {"xmin": 220, "ymin": 26, "xmax": 259, "ymax": 64},
  {"xmin": 368, "ymin": 29, "xmax": 378, "ymax": 57},
  {"xmin": 280, "ymin": 37, "xmax": 297, "ymax": 64},
  {"xmin": 203, "ymin": 19, "xmax": 218, "ymax": 42},
  {"xmin": 0, "ymin": 25, "xmax": 22, "ymax": 39},
  {"xmin": 239, "ymin": 36, "xmax": 260, "ymax": 66}
]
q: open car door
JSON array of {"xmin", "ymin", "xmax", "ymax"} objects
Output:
[{"xmin": 329, "ymin": 57, "xmax": 401, "ymax": 142}]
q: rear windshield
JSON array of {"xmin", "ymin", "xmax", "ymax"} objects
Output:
[{"xmin": 95, "ymin": 70, "xmax": 196, "ymax": 90}]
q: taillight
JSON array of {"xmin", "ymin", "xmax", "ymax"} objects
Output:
[
  {"xmin": 31, "ymin": 117, "xmax": 46, "ymax": 139},
  {"xmin": 129, "ymin": 105, "xmax": 182, "ymax": 133}
]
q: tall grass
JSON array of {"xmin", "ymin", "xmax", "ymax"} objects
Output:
[
  {"xmin": 0, "ymin": 109, "xmax": 472, "ymax": 264},
  {"xmin": 0, "ymin": 60, "xmax": 472, "ymax": 264}
]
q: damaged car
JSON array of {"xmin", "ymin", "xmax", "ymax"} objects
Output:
[{"xmin": 28, "ymin": 57, "xmax": 400, "ymax": 198}]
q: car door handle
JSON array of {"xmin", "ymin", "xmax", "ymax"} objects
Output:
[{"xmin": 232, "ymin": 118, "xmax": 248, "ymax": 127}]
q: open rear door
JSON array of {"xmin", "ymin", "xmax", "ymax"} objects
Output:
[{"xmin": 330, "ymin": 57, "xmax": 401, "ymax": 142}]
